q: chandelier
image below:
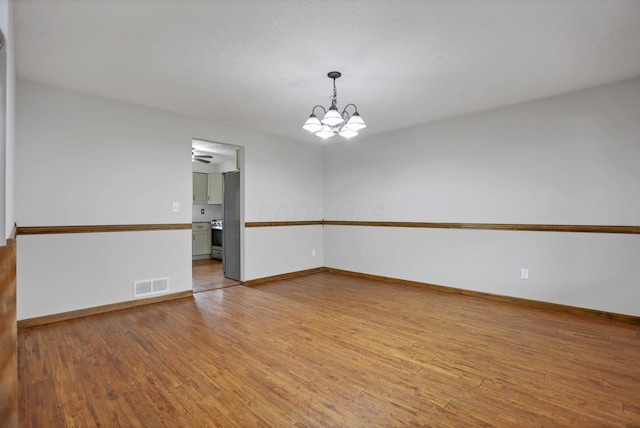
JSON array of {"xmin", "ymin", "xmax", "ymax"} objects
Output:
[{"xmin": 302, "ymin": 71, "xmax": 366, "ymax": 139}]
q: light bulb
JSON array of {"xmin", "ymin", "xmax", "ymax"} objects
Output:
[
  {"xmin": 338, "ymin": 128, "xmax": 358, "ymax": 138},
  {"xmin": 302, "ymin": 114, "xmax": 322, "ymax": 133},
  {"xmin": 345, "ymin": 112, "xmax": 366, "ymax": 131},
  {"xmin": 315, "ymin": 125, "xmax": 335, "ymax": 139},
  {"xmin": 321, "ymin": 107, "xmax": 344, "ymax": 126}
]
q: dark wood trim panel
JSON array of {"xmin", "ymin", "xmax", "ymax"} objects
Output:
[
  {"xmin": 16, "ymin": 223, "xmax": 192, "ymax": 235},
  {"xmin": 243, "ymin": 267, "xmax": 323, "ymax": 286},
  {"xmin": 17, "ymin": 290, "xmax": 193, "ymax": 329},
  {"xmin": 245, "ymin": 221, "xmax": 324, "ymax": 228},
  {"xmin": 0, "ymin": 236, "xmax": 17, "ymax": 428},
  {"xmin": 324, "ymin": 267, "xmax": 640, "ymax": 325},
  {"xmin": 323, "ymin": 221, "xmax": 640, "ymax": 234}
]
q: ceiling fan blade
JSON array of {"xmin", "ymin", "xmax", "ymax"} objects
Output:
[
  {"xmin": 195, "ymin": 158, "xmax": 211, "ymax": 164},
  {"xmin": 192, "ymin": 148, "xmax": 214, "ymax": 157},
  {"xmin": 195, "ymin": 155, "xmax": 213, "ymax": 158}
]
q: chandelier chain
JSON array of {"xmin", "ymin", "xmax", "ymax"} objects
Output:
[{"xmin": 331, "ymin": 78, "xmax": 338, "ymax": 106}]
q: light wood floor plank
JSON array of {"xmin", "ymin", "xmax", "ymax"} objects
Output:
[{"xmin": 18, "ymin": 271, "xmax": 640, "ymax": 426}]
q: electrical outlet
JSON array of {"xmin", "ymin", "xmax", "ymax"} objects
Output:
[
  {"xmin": 520, "ymin": 268, "xmax": 529, "ymax": 280},
  {"xmin": 172, "ymin": 202, "xmax": 180, "ymax": 212},
  {"xmin": 311, "ymin": 249, "xmax": 316, "ymax": 257},
  {"xmin": 201, "ymin": 209, "xmax": 205, "ymax": 214}
]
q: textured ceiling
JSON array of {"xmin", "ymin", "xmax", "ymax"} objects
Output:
[{"xmin": 13, "ymin": 0, "xmax": 640, "ymax": 144}]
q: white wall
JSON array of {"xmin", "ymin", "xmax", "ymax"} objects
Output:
[
  {"xmin": 16, "ymin": 79, "xmax": 324, "ymax": 319},
  {"xmin": 245, "ymin": 225, "xmax": 324, "ymax": 280},
  {"xmin": 246, "ymin": 137, "xmax": 324, "ymax": 223},
  {"xmin": 17, "ymin": 230, "xmax": 191, "ymax": 317},
  {"xmin": 324, "ymin": 78, "xmax": 640, "ymax": 316}
]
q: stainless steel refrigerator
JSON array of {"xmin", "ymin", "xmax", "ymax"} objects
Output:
[{"xmin": 222, "ymin": 170, "xmax": 241, "ymax": 281}]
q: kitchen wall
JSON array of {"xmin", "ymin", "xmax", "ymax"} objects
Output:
[
  {"xmin": 191, "ymin": 204, "xmax": 221, "ymax": 222},
  {"xmin": 324, "ymin": 78, "xmax": 640, "ymax": 316},
  {"xmin": 16, "ymin": 78, "xmax": 324, "ymax": 319}
]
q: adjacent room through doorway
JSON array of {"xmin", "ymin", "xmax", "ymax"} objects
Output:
[{"xmin": 191, "ymin": 139, "xmax": 243, "ymax": 292}]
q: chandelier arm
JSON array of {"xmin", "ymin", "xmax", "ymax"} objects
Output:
[
  {"xmin": 310, "ymin": 105, "xmax": 327, "ymax": 116},
  {"xmin": 342, "ymin": 103, "xmax": 359, "ymax": 115}
]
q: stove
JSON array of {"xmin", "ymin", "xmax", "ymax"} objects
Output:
[{"xmin": 211, "ymin": 219, "xmax": 223, "ymax": 259}]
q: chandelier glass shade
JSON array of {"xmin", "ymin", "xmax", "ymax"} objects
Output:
[{"xmin": 302, "ymin": 71, "xmax": 366, "ymax": 139}]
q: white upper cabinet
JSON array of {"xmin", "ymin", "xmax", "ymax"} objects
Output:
[
  {"xmin": 208, "ymin": 173, "xmax": 223, "ymax": 204},
  {"xmin": 192, "ymin": 173, "xmax": 208, "ymax": 204}
]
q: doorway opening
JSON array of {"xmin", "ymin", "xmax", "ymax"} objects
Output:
[{"xmin": 191, "ymin": 139, "xmax": 244, "ymax": 293}]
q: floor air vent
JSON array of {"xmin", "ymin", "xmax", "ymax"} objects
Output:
[{"xmin": 133, "ymin": 277, "xmax": 169, "ymax": 298}]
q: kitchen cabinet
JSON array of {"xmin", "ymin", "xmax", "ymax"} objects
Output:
[
  {"xmin": 207, "ymin": 173, "xmax": 223, "ymax": 204},
  {"xmin": 192, "ymin": 222, "xmax": 211, "ymax": 256},
  {"xmin": 193, "ymin": 173, "xmax": 208, "ymax": 204}
]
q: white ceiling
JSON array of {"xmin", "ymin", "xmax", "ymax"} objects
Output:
[{"xmin": 13, "ymin": 0, "xmax": 640, "ymax": 144}]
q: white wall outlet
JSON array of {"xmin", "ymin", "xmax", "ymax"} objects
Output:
[
  {"xmin": 311, "ymin": 249, "xmax": 316, "ymax": 257},
  {"xmin": 520, "ymin": 268, "xmax": 529, "ymax": 280},
  {"xmin": 172, "ymin": 202, "xmax": 180, "ymax": 212}
]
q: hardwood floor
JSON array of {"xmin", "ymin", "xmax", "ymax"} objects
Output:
[
  {"xmin": 18, "ymin": 272, "xmax": 640, "ymax": 426},
  {"xmin": 192, "ymin": 258, "xmax": 241, "ymax": 293}
]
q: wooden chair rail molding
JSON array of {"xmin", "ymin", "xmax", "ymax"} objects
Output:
[
  {"xmin": 16, "ymin": 223, "xmax": 192, "ymax": 235},
  {"xmin": 321, "ymin": 220, "xmax": 640, "ymax": 234},
  {"xmin": 245, "ymin": 220, "xmax": 640, "ymax": 234},
  {"xmin": 16, "ymin": 222, "xmax": 640, "ymax": 235},
  {"xmin": 244, "ymin": 221, "xmax": 324, "ymax": 228}
]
